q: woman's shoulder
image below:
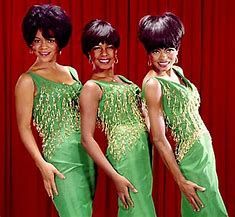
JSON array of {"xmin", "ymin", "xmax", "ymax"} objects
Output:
[
  {"xmin": 116, "ymin": 74, "xmax": 133, "ymax": 84},
  {"xmin": 15, "ymin": 72, "xmax": 35, "ymax": 93},
  {"xmin": 142, "ymin": 72, "xmax": 163, "ymax": 97},
  {"xmin": 64, "ymin": 65, "xmax": 77, "ymax": 73},
  {"xmin": 80, "ymin": 80, "xmax": 103, "ymax": 101},
  {"xmin": 60, "ymin": 65, "xmax": 79, "ymax": 80},
  {"xmin": 83, "ymin": 80, "xmax": 103, "ymax": 91},
  {"xmin": 172, "ymin": 65, "xmax": 184, "ymax": 76},
  {"xmin": 17, "ymin": 71, "xmax": 34, "ymax": 83},
  {"xmin": 142, "ymin": 71, "xmax": 160, "ymax": 88}
]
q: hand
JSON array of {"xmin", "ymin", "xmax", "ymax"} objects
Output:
[
  {"xmin": 178, "ymin": 179, "xmax": 206, "ymax": 212},
  {"xmin": 37, "ymin": 161, "xmax": 65, "ymax": 199},
  {"xmin": 112, "ymin": 174, "xmax": 138, "ymax": 209}
]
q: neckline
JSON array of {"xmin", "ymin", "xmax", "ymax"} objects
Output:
[
  {"xmin": 92, "ymin": 75, "xmax": 132, "ymax": 86},
  {"xmin": 29, "ymin": 68, "xmax": 79, "ymax": 86},
  {"xmin": 156, "ymin": 76, "xmax": 187, "ymax": 88},
  {"xmin": 155, "ymin": 68, "xmax": 189, "ymax": 88}
]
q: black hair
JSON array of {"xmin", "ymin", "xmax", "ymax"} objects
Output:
[
  {"xmin": 138, "ymin": 12, "xmax": 184, "ymax": 53},
  {"xmin": 81, "ymin": 19, "xmax": 120, "ymax": 58},
  {"xmin": 22, "ymin": 4, "xmax": 72, "ymax": 50}
]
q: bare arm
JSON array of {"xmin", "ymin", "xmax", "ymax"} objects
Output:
[
  {"xmin": 80, "ymin": 81, "xmax": 137, "ymax": 208},
  {"xmin": 144, "ymin": 78, "xmax": 205, "ymax": 212},
  {"xmin": 15, "ymin": 73, "xmax": 64, "ymax": 199}
]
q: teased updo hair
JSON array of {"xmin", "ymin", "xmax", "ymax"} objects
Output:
[
  {"xmin": 138, "ymin": 12, "xmax": 184, "ymax": 53},
  {"xmin": 81, "ymin": 19, "xmax": 120, "ymax": 58},
  {"xmin": 22, "ymin": 4, "xmax": 72, "ymax": 50}
]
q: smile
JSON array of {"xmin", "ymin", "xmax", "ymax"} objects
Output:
[
  {"xmin": 99, "ymin": 59, "xmax": 110, "ymax": 64},
  {"xmin": 39, "ymin": 51, "xmax": 51, "ymax": 56},
  {"xmin": 158, "ymin": 61, "xmax": 170, "ymax": 67}
]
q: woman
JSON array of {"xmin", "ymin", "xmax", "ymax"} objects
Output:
[
  {"xmin": 80, "ymin": 19, "xmax": 156, "ymax": 217},
  {"xmin": 138, "ymin": 12, "xmax": 228, "ymax": 216},
  {"xmin": 15, "ymin": 4, "xmax": 95, "ymax": 217}
]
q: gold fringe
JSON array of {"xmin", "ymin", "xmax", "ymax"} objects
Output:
[
  {"xmin": 158, "ymin": 80, "xmax": 209, "ymax": 162},
  {"xmin": 96, "ymin": 82, "xmax": 147, "ymax": 161},
  {"xmin": 32, "ymin": 82, "xmax": 81, "ymax": 159}
]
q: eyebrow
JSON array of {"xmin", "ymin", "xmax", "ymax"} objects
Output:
[{"xmin": 34, "ymin": 36, "xmax": 56, "ymax": 40}]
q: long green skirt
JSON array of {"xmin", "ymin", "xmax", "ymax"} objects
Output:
[
  {"xmin": 45, "ymin": 132, "xmax": 95, "ymax": 217},
  {"xmin": 107, "ymin": 129, "xmax": 157, "ymax": 217},
  {"xmin": 180, "ymin": 132, "xmax": 228, "ymax": 216}
]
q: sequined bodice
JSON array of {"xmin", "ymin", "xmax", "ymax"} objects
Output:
[
  {"xmin": 93, "ymin": 76, "xmax": 147, "ymax": 160},
  {"xmin": 149, "ymin": 67, "xmax": 209, "ymax": 162},
  {"xmin": 29, "ymin": 68, "xmax": 82, "ymax": 159}
]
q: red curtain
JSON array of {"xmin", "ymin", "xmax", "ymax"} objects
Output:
[{"xmin": 1, "ymin": 0, "xmax": 234, "ymax": 217}]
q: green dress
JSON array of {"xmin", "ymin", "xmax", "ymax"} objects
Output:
[
  {"xmin": 29, "ymin": 67, "xmax": 95, "ymax": 217},
  {"xmin": 143, "ymin": 66, "xmax": 228, "ymax": 217},
  {"xmin": 92, "ymin": 76, "xmax": 156, "ymax": 217}
]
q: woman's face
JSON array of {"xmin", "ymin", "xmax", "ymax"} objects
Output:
[
  {"xmin": 89, "ymin": 42, "xmax": 117, "ymax": 71},
  {"xmin": 31, "ymin": 30, "xmax": 59, "ymax": 63},
  {"xmin": 149, "ymin": 47, "xmax": 178, "ymax": 73}
]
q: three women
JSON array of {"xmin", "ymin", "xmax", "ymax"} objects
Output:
[{"xmin": 16, "ymin": 4, "xmax": 228, "ymax": 217}]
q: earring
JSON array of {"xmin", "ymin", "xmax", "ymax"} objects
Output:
[
  {"xmin": 88, "ymin": 54, "xmax": 92, "ymax": 63},
  {"xmin": 92, "ymin": 63, "xmax": 96, "ymax": 71},
  {"xmin": 59, "ymin": 50, "xmax": 62, "ymax": 55},
  {"xmin": 175, "ymin": 56, "xmax": 178, "ymax": 64},
  {"xmin": 147, "ymin": 59, "xmax": 152, "ymax": 66},
  {"xmin": 114, "ymin": 56, "xmax": 118, "ymax": 64},
  {"xmin": 29, "ymin": 49, "xmax": 33, "ymax": 54}
]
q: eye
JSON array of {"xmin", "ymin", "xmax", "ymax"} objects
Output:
[
  {"xmin": 33, "ymin": 39, "xmax": 40, "ymax": 44},
  {"xmin": 92, "ymin": 46, "xmax": 102, "ymax": 52},
  {"xmin": 152, "ymin": 49, "xmax": 160, "ymax": 54},
  {"xmin": 107, "ymin": 45, "xmax": 114, "ymax": 50},
  {"xmin": 166, "ymin": 48, "xmax": 176, "ymax": 53},
  {"xmin": 47, "ymin": 38, "xmax": 56, "ymax": 43}
]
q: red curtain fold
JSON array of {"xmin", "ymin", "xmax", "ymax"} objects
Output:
[{"xmin": 1, "ymin": 0, "xmax": 234, "ymax": 217}]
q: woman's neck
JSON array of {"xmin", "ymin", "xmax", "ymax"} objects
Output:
[
  {"xmin": 31, "ymin": 59, "xmax": 58, "ymax": 71},
  {"xmin": 152, "ymin": 68, "xmax": 173, "ymax": 77},
  {"xmin": 32, "ymin": 59, "xmax": 59, "ymax": 68},
  {"xmin": 91, "ymin": 69, "xmax": 115, "ymax": 81}
]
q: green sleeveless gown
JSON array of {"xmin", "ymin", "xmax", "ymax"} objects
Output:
[
  {"xmin": 143, "ymin": 66, "xmax": 228, "ymax": 217},
  {"xmin": 92, "ymin": 76, "xmax": 156, "ymax": 217},
  {"xmin": 29, "ymin": 67, "xmax": 95, "ymax": 217}
]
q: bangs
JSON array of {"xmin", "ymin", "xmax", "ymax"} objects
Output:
[
  {"xmin": 41, "ymin": 28, "xmax": 56, "ymax": 39},
  {"xmin": 89, "ymin": 29, "xmax": 119, "ymax": 48},
  {"xmin": 81, "ymin": 19, "xmax": 120, "ymax": 57}
]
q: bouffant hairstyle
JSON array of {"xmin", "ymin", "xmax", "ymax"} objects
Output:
[
  {"xmin": 81, "ymin": 19, "xmax": 120, "ymax": 58},
  {"xmin": 22, "ymin": 4, "xmax": 72, "ymax": 50},
  {"xmin": 138, "ymin": 12, "xmax": 184, "ymax": 53}
]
